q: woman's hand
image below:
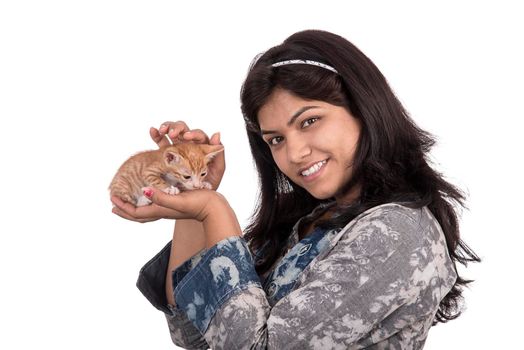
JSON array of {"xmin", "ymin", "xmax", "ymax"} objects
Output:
[
  {"xmin": 112, "ymin": 188, "xmax": 242, "ymax": 248},
  {"xmin": 111, "ymin": 188, "xmax": 217, "ymax": 223},
  {"xmin": 149, "ymin": 121, "xmax": 225, "ymax": 190}
]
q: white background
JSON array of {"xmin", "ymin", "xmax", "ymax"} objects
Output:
[{"xmin": 1, "ymin": 1, "xmax": 522, "ymax": 349}]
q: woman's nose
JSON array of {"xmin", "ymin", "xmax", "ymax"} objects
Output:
[{"xmin": 286, "ymin": 136, "xmax": 311, "ymax": 163}]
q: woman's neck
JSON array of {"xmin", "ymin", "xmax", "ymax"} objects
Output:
[{"xmin": 335, "ymin": 183, "xmax": 361, "ymax": 206}]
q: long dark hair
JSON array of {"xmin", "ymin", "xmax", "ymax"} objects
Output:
[{"xmin": 240, "ymin": 29, "xmax": 479, "ymax": 324}]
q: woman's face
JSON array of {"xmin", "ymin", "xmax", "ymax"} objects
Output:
[{"xmin": 258, "ymin": 88, "xmax": 361, "ymax": 203}]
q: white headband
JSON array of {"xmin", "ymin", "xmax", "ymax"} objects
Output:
[{"xmin": 271, "ymin": 59, "xmax": 338, "ymax": 74}]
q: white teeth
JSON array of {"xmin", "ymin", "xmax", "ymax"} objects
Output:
[{"xmin": 301, "ymin": 160, "xmax": 327, "ymax": 176}]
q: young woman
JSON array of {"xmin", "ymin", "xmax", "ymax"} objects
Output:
[{"xmin": 112, "ymin": 29, "xmax": 479, "ymax": 349}]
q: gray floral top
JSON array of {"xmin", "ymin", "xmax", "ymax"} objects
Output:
[{"xmin": 137, "ymin": 202, "xmax": 457, "ymax": 349}]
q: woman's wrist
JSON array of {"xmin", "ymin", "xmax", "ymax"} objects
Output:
[{"xmin": 202, "ymin": 192, "xmax": 242, "ymax": 249}]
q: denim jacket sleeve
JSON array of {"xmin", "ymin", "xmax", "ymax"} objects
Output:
[
  {"xmin": 173, "ymin": 204, "xmax": 457, "ymax": 349},
  {"xmin": 136, "ymin": 241, "xmax": 209, "ymax": 349}
]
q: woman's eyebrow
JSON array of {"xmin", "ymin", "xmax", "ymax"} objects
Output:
[{"xmin": 261, "ymin": 106, "xmax": 320, "ymax": 135}]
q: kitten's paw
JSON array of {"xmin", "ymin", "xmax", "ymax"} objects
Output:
[
  {"xmin": 202, "ymin": 181, "xmax": 213, "ymax": 190},
  {"xmin": 136, "ymin": 196, "xmax": 152, "ymax": 207},
  {"xmin": 163, "ymin": 186, "xmax": 180, "ymax": 195}
]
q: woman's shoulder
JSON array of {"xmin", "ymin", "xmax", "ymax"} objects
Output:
[
  {"xmin": 338, "ymin": 202, "xmax": 444, "ymax": 249},
  {"xmin": 323, "ymin": 201, "xmax": 455, "ymax": 287},
  {"xmin": 354, "ymin": 201, "xmax": 439, "ymax": 229},
  {"xmin": 353, "ymin": 201, "xmax": 427, "ymax": 223}
]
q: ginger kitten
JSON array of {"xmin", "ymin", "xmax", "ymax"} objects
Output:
[{"xmin": 109, "ymin": 143, "xmax": 223, "ymax": 206}]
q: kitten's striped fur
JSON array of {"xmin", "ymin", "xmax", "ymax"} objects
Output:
[{"xmin": 109, "ymin": 143, "xmax": 223, "ymax": 206}]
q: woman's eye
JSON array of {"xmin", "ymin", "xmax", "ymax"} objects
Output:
[
  {"xmin": 301, "ymin": 117, "xmax": 319, "ymax": 128},
  {"xmin": 267, "ymin": 136, "xmax": 283, "ymax": 146},
  {"xmin": 183, "ymin": 175, "xmax": 191, "ymax": 180}
]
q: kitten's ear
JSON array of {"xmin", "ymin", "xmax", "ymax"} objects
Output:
[
  {"xmin": 164, "ymin": 150, "xmax": 182, "ymax": 165},
  {"xmin": 203, "ymin": 144, "xmax": 224, "ymax": 163}
]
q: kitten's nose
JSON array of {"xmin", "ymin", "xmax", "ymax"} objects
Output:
[{"xmin": 193, "ymin": 180, "xmax": 202, "ymax": 189}]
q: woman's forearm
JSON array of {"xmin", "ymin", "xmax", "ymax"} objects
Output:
[
  {"xmin": 202, "ymin": 193, "xmax": 242, "ymax": 249},
  {"xmin": 165, "ymin": 192, "xmax": 242, "ymax": 306},
  {"xmin": 165, "ymin": 219, "xmax": 206, "ymax": 306}
]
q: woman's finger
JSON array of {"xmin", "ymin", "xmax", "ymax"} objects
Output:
[
  {"xmin": 112, "ymin": 205, "xmax": 149, "ymax": 223},
  {"xmin": 159, "ymin": 121, "xmax": 187, "ymax": 134},
  {"xmin": 111, "ymin": 196, "xmax": 149, "ymax": 219},
  {"xmin": 168, "ymin": 127, "xmax": 187, "ymax": 143},
  {"xmin": 111, "ymin": 196, "xmax": 166, "ymax": 222},
  {"xmin": 144, "ymin": 187, "xmax": 181, "ymax": 211},
  {"xmin": 159, "ymin": 121, "xmax": 191, "ymax": 144},
  {"xmin": 112, "ymin": 206, "xmax": 138, "ymax": 221},
  {"xmin": 150, "ymin": 127, "xmax": 171, "ymax": 148},
  {"xmin": 111, "ymin": 196, "xmax": 137, "ymax": 213},
  {"xmin": 182, "ymin": 129, "xmax": 210, "ymax": 143},
  {"xmin": 111, "ymin": 195, "xmax": 127, "ymax": 209},
  {"xmin": 143, "ymin": 188, "xmax": 205, "ymax": 221}
]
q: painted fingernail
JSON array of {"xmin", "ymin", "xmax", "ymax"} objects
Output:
[{"xmin": 143, "ymin": 188, "xmax": 154, "ymax": 198}]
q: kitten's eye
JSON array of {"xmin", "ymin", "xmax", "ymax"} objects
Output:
[
  {"xmin": 267, "ymin": 136, "xmax": 283, "ymax": 146},
  {"xmin": 201, "ymin": 172, "xmax": 207, "ymax": 177},
  {"xmin": 301, "ymin": 117, "xmax": 319, "ymax": 128},
  {"xmin": 183, "ymin": 175, "xmax": 191, "ymax": 180}
]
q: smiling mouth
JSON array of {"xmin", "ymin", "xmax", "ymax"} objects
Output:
[{"xmin": 300, "ymin": 159, "xmax": 328, "ymax": 177}]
